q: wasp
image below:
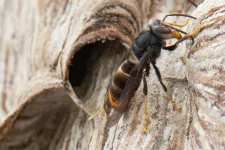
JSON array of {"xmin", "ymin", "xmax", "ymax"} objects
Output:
[{"xmin": 89, "ymin": 14, "xmax": 201, "ymax": 132}]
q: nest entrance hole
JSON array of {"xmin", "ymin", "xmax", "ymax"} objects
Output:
[{"xmin": 69, "ymin": 40, "xmax": 128, "ymax": 104}]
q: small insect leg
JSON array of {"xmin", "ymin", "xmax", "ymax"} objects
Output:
[
  {"xmin": 151, "ymin": 61, "xmax": 181, "ymax": 111},
  {"xmin": 142, "ymin": 72, "xmax": 149, "ymax": 133},
  {"xmin": 187, "ymin": 0, "xmax": 198, "ymax": 7},
  {"xmin": 88, "ymin": 108, "xmax": 103, "ymax": 120}
]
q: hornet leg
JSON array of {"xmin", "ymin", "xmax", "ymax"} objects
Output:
[
  {"xmin": 88, "ymin": 95, "xmax": 110, "ymax": 120},
  {"xmin": 88, "ymin": 96, "xmax": 113, "ymax": 120},
  {"xmin": 88, "ymin": 84, "xmax": 113, "ymax": 121},
  {"xmin": 142, "ymin": 71, "xmax": 150, "ymax": 133},
  {"xmin": 151, "ymin": 61, "xmax": 181, "ymax": 111}
]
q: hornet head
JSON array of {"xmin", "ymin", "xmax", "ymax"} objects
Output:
[{"xmin": 149, "ymin": 20, "xmax": 182, "ymax": 40}]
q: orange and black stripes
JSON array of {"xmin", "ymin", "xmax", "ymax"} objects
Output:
[{"xmin": 107, "ymin": 60, "xmax": 136, "ymax": 109}]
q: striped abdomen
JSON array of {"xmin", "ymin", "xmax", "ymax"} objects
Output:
[{"xmin": 107, "ymin": 59, "xmax": 137, "ymax": 109}]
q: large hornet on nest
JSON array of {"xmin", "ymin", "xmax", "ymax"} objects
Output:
[{"xmin": 89, "ymin": 14, "xmax": 201, "ymax": 132}]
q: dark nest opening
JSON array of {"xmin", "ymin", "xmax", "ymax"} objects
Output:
[{"xmin": 69, "ymin": 40, "xmax": 128, "ymax": 106}]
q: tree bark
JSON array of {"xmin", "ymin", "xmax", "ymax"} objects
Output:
[{"xmin": 0, "ymin": 0, "xmax": 224, "ymax": 150}]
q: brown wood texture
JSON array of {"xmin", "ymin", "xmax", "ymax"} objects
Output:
[{"xmin": 0, "ymin": 0, "xmax": 224, "ymax": 149}]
